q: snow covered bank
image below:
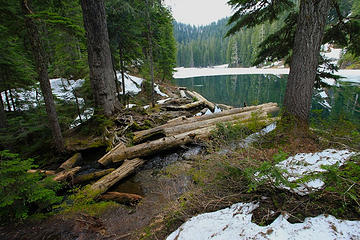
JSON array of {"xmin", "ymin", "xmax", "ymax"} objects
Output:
[
  {"xmin": 173, "ymin": 67, "xmax": 290, "ymax": 79},
  {"xmin": 173, "ymin": 67, "xmax": 360, "ymax": 85},
  {"xmin": 167, "ymin": 202, "xmax": 360, "ymax": 240}
]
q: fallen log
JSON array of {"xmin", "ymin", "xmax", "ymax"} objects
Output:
[
  {"xmin": 59, "ymin": 153, "xmax": 82, "ymax": 170},
  {"xmin": 100, "ymin": 192, "xmax": 143, "ymax": 205},
  {"xmin": 72, "ymin": 168, "xmax": 115, "ymax": 184},
  {"xmin": 97, "ymin": 142, "xmax": 126, "ymax": 167},
  {"xmin": 99, "ymin": 127, "xmax": 212, "ymax": 166},
  {"xmin": 99, "ymin": 117, "xmax": 279, "ymax": 166},
  {"xmin": 179, "ymin": 90, "xmax": 187, "ymax": 98},
  {"xmin": 27, "ymin": 169, "xmax": 56, "ymax": 175},
  {"xmin": 134, "ymin": 103, "xmax": 277, "ymax": 141},
  {"xmin": 133, "ymin": 105, "xmax": 278, "ymax": 144},
  {"xmin": 90, "ymin": 158, "xmax": 144, "ymax": 195},
  {"xmin": 165, "ymin": 100, "xmax": 205, "ymax": 111},
  {"xmin": 217, "ymin": 103, "xmax": 233, "ymax": 110},
  {"xmin": 53, "ymin": 167, "xmax": 81, "ymax": 182},
  {"xmin": 186, "ymin": 90, "xmax": 215, "ymax": 112}
]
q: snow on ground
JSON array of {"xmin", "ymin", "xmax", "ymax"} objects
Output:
[
  {"xmin": 173, "ymin": 67, "xmax": 290, "ymax": 79},
  {"xmin": 118, "ymin": 73, "xmax": 143, "ymax": 95},
  {"xmin": 167, "ymin": 202, "xmax": 360, "ymax": 240},
  {"xmin": 275, "ymin": 149, "xmax": 356, "ymax": 196},
  {"xmin": 241, "ymin": 122, "xmax": 277, "ymax": 147},
  {"xmin": 321, "ymin": 44, "xmax": 343, "ymax": 66},
  {"xmin": 50, "ymin": 78, "xmax": 84, "ymax": 101},
  {"xmin": 70, "ymin": 108, "xmax": 94, "ymax": 128}
]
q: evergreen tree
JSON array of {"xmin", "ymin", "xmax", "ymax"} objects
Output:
[
  {"xmin": 227, "ymin": 0, "xmax": 360, "ymax": 128},
  {"xmin": 21, "ymin": 0, "xmax": 65, "ymax": 152},
  {"xmin": 80, "ymin": 0, "xmax": 119, "ymax": 116}
]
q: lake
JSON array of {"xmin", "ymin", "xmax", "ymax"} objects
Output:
[{"xmin": 175, "ymin": 74, "xmax": 360, "ymax": 122}]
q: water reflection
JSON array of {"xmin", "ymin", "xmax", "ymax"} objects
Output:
[{"xmin": 175, "ymin": 74, "xmax": 360, "ymax": 123}]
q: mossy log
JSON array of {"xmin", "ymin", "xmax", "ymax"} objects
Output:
[
  {"xmin": 90, "ymin": 158, "xmax": 144, "ymax": 195},
  {"xmin": 53, "ymin": 167, "xmax": 81, "ymax": 181},
  {"xmin": 100, "ymin": 192, "xmax": 143, "ymax": 205},
  {"xmin": 59, "ymin": 153, "xmax": 82, "ymax": 170},
  {"xmin": 98, "ymin": 116, "xmax": 278, "ymax": 166},
  {"xmin": 99, "ymin": 127, "xmax": 212, "ymax": 166},
  {"xmin": 133, "ymin": 104, "xmax": 278, "ymax": 144},
  {"xmin": 72, "ymin": 168, "xmax": 115, "ymax": 184},
  {"xmin": 134, "ymin": 102, "xmax": 277, "ymax": 143}
]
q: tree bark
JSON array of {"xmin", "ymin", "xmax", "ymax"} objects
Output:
[
  {"xmin": 80, "ymin": 0, "xmax": 118, "ymax": 117},
  {"xmin": 21, "ymin": 0, "xmax": 65, "ymax": 152},
  {"xmin": 90, "ymin": 158, "xmax": 144, "ymax": 195},
  {"xmin": 146, "ymin": 0, "xmax": 155, "ymax": 107},
  {"xmin": 0, "ymin": 93, "xmax": 7, "ymax": 128},
  {"xmin": 283, "ymin": 0, "xmax": 331, "ymax": 125},
  {"xmin": 4, "ymin": 90, "xmax": 11, "ymax": 112},
  {"xmin": 119, "ymin": 46, "xmax": 126, "ymax": 105}
]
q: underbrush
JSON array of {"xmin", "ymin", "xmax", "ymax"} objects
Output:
[{"xmin": 139, "ymin": 118, "xmax": 360, "ymax": 239}]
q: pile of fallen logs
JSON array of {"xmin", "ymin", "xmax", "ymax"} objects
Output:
[
  {"xmin": 28, "ymin": 91, "xmax": 279, "ymax": 203},
  {"xmin": 88, "ymin": 102, "xmax": 279, "ymax": 194}
]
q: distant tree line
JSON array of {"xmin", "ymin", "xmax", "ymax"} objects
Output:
[{"xmin": 173, "ymin": 18, "xmax": 283, "ymax": 67}]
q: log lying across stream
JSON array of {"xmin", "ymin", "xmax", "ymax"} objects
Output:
[{"xmin": 98, "ymin": 102, "xmax": 279, "ymax": 166}]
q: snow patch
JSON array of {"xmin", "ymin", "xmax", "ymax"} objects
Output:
[
  {"xmin": 154, "ymin": 84, "xmax": 169, "ymax": 97},
  {"xmin": 240, "ymin": 122, "xmax": 277, "ymax": 147},
  {"xmin": 70, "ymin": 108, "xmax": 94, "ymax": 129},
  {"xmin": 167, "ymin": 202, "xmax": 360, "ymax": 240},
  {"xmin": 275, "ymin": 149, "xmax": 356, "ymax": 195}
]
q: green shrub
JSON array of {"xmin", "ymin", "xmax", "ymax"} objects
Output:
[{"xmin": 0, "ymin": 151, "xmax": 62, "ymax": 224}]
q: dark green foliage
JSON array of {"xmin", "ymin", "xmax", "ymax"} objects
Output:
[
  {"xmin": 0, "ymin": 150, "xmax": 62, "ymax": 224},
  {"xmin": 253, "ymin": 12, "xmax": 297, "ymax": 66},
  {"xmin": 320, "ymin": 155, "xmax": 360, "ymax": 215},
  {"xmin": 226, "ymin": 0, "xmax": 294, "ymax": 36}
]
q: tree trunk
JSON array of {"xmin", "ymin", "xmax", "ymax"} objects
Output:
[
  {"xmin": 146, "ymin": 0, "xmax": 155, "ymax": 107},
  {"xmin": 9, "ymin": 89, "xmax": 16, "ymax": 112},
  {"xmin": 0, "ymin": 94, "xmax": 7, "ymax": 128},
  {"xmin": 283, "ymin": 0, "xmax": 331, "ymax": 126},
  {"xmin": 119, "ymin": 46, "xmax": 126, "ymax": 105},
  {"xmin": 80, "ymin": 0, "xmax": 118, "ymax": 117},
  {"xmin": 21, "ymin": 0, "xmax": 65, "ymax": 152},
  {"xmin": 111, "ymin": 53, "xmax": 122, "ymax": 103},
  {"xmin": 4, "ymin": 90, "xmax": 11, "ymax": 112}
]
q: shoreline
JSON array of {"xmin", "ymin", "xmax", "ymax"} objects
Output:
[{"xmin": 173, "ymin": 66, "xmax": 360, "ymax": 81}]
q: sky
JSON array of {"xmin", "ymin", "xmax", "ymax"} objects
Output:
[{"xmin": 163, "ymin": 0, "xmax": 233, "ymax": 26}]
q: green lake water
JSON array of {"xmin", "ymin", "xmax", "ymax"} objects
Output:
[{"xmin": 175, "ymin": 74, "xmax": 360, "ymax": 123}]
